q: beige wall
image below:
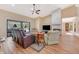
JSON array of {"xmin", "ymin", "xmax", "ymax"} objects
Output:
[
  {"xmin": 37, "ymin": 15, "xmax": 52, "ymax": 31},
  {"xmin": 34, "ymin": 15, "xmax": 51, "ymax": 32},
  {"xmin": 35, "ymin": 18, "xmax": 41, "ymax": 31},
  {"xmin": 0, "ymin": 9, "xmax": 34, "ymax": 37},
  {"xmin": 61, "ymin": 5, "xmax": 77, "ymax": 18}
]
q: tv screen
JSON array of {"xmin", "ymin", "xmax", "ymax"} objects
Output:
[{"xmin": 43, "ymin": 25, "xmax": 50, "ymax": 30}]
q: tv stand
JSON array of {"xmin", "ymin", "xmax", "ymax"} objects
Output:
[
  {"xmin": 42, "ymin": 30, "xmax": 49, "ymax": 33},
  {"xmin": 45, "ymin": 31, "xmax": 48, "ymax": 33}
]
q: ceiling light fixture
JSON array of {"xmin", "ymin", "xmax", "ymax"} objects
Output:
[{"xmin": 32, "ymin": 4, "xmax": 40, "ymax": 15}]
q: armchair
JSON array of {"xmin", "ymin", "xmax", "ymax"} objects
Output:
[{"xmin": 44, "ymin": 31, "xmax": 60, "ymax": 45}]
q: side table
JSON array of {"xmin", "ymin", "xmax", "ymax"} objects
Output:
[{"xmin": 35, "ymin": 32, "xmax": 45, "ymax": 45}]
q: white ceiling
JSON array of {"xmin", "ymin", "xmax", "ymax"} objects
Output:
[{"xmin": 0, "ymin": 4, "xmax": 72, "ymax": 18}]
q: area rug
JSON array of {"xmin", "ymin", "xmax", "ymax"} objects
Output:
[{"xmin": 30, "ymin": 43, "xmax": 45, "ymax": 52}]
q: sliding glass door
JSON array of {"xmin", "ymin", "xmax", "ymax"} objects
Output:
[{"xmin": 7, "ymin": 20, "xmax": 30, "ymax": 37}]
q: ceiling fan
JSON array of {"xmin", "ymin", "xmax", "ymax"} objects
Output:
[{"xmin": 32, "ymin": 4, "xmax": 40, "ymax": 15}]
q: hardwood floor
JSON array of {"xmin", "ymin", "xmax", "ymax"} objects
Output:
[{"xmin": 0, "ymin": 34, "xmax": 79, "ymax": 54}]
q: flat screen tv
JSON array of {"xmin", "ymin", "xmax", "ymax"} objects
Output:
[{"xmin": 43, "ymin": 25, "xmax": 50, "ymax": 30}]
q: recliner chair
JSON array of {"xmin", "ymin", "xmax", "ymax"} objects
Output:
[{"xmin": 12, "ymin": 29, "xmax": 35, "ymax": 48}]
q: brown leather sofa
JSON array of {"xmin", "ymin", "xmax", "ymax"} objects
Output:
[{"xmin": 12, "ymin": 29, "xmax": 35, "ymax": 48}]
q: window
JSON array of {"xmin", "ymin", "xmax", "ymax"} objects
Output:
[{"xmin": 7, "ymin": 20, "xmax": 30, "ymax": 37}]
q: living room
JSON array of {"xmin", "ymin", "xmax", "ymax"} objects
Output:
[{"xmin": 0, "ymin": 4, "xmax": 79, "ymax": 54}]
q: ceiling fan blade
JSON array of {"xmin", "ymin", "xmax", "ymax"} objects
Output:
[{"xmin": 36, "ymin": 10, "xmax": 40, "ymax": 14}]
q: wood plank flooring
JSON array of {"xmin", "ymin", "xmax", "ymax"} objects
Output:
[{"xmin": 0, "ymin": 34, "xmax": 79, "ymax": 54}]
